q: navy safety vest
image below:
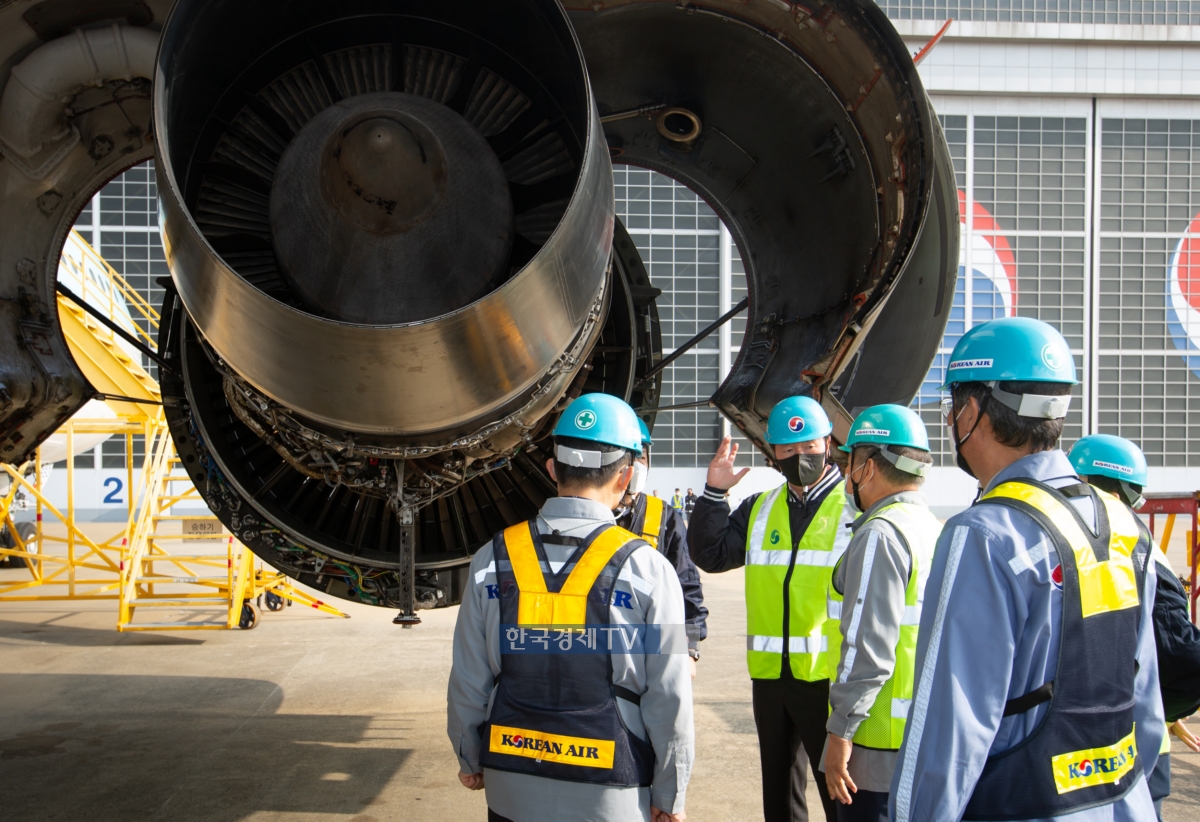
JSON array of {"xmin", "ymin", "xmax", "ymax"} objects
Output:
[
  {"xmin": 479, "ymin": 520, "xmax": 656, "ymax": 787},
  {"xmin": 963, "ymin": 479, "xmax": 1149, "ymax": 821},
  {"xmin": 624, "ymin": 493, "xmax": 667, "ymax": 550}
]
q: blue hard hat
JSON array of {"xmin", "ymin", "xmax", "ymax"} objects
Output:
[
  {"xmin": 766, "ymin": 396, "xmax": 833, "ymax": 445},
  {"xmin": 1069, "ymin": 434, "xmax": 1149, "ymax": 487},
  {"xmin": 638, "ymin": 418, "xmax": 653, "ymax": 447},
  {"xmin": 940, "ymin": 317, "xmax": 1078, "ymax": 389},
  {"xmin": 553, "ymin": 393, "xmax": 644, "ymax": 453}
]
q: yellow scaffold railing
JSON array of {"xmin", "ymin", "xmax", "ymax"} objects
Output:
[{"xmin": 0, "ymin": 230, "xmax": 348, "ymax": 630}]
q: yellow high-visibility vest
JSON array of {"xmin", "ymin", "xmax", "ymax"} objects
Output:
[
  {"xmin": 824, "ymin": 501, "xmax": 941, "ymax": 749},
  {"xmin": 744, "ymin": 481, "xmax": 854, "ymax": 680}
]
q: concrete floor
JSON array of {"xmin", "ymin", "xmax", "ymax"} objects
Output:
[{"xmin": 0, "ymin": 561, "xmax": 1197, "ymax": 820}]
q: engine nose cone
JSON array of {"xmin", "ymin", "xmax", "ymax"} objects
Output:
[
  {"xmin": 326, "ymin": 114, "xmax": 447, "ymax": 234},
  {"xmin": 270, "ymin": 92, "xmax": 513, "ymax": 325}
]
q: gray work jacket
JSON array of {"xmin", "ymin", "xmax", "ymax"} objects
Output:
[
  {"xmin": 446, "ymin": 496, "xmax": 694, "ymax": 822},
  {"xmin": 822, "ymin": 490, "xmax": 930, "ymax": 793}
]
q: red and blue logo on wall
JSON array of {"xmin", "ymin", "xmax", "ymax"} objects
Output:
[
  {"xmin": 1166, "ymin": 212, "xmax": 1200, "ymax": 380},
  {"xmin": 921, "ymin": 193, "xmax": 1019, "ymax": 398}
]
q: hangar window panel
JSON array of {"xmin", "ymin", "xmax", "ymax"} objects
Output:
[
  {"xmin": 915, "ymin": 111, "xmax": 1090, "ymax": 466},
  {"xmin": 615, "ymin": 167, "xmax": 724, "ymax": 466},
  {"xmin": 874, "ymin": 0, "xmax": 1200, "ymax": 24},
  {"xmin": 1097, "ymin": 117, "xmax": 1200, "ymax": 462},
  {"xmin": 727, "ymin": 243, "xmax": 768, "ymax": 469},
  {"xmin": 972, "ymin": 117, "xmax": 1088, "ymax": 234}
]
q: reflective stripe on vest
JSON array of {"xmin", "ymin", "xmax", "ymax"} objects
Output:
[
  {"xmin": 506, "ymin": 521, "xmax": 634, "ymax": 626},
  {"xmin": 641, "ymin": 494, "xmax": 665, "ymax": 550},
  {"xmin": 744, "ymin": 480, "xmax": 853, "ymax": 680},
  {"xmin": 984, "ymin": 482, "xmax": 1141, "ymax": 618},
  {"xmin": 824, "ymin": 501, "xmax": 942, "ymax": 750}
]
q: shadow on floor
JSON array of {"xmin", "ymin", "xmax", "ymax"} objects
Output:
[
  {"xmin": 0, "ymin": 674, "xmax": 411, "ymax": 821},
  {"xmin": 0, "ymin": 617, "xmax": 207, "ymax": 646},
  {"xmin": 1165, "ymin": 751, "xmax": 1200, "ymax": 821}
]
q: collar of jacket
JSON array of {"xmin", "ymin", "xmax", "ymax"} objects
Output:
[
  {"xmin": 786, "ymin": 463, "xmax": 843, "ymax": 507},
  {"xmin": 541, "ymin": 495, "xmax": 619, "ymax": 524},
  {"xmin": 982, "ymin": 449, "xmax": 1079, "ymax": 496},
  {"xmin": 850, "ymin": 489, "xmax": 930, "ymax": 533}
]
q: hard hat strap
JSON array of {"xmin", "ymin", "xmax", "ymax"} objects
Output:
[
  {"xmin": 555, "ymin": 443, "xmax": 630, "ymax": 469},
  {"xmin": 877, "ymin": 444, "xmax": 927, "ymax": 476},
  {"xmin": 988, "ymin": 383, "xmax": 1072, "ymax": 419}
]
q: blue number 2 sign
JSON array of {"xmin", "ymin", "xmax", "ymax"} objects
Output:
[{"xmin": 103, "ymin": 477, "xmax": 124, "ymax": 504}]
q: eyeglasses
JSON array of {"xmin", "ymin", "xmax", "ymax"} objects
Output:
[{"xmin": 939, "ymin": 396, "xmax": 955, "ymax": 420}]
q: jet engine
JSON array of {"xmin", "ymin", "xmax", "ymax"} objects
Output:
[{"xmin": 0, "ymin": 0, "xmax": 958, "ymax": 619}]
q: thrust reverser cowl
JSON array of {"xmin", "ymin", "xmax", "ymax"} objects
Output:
[{"xmin": 567, "ymin": 0, "xmax": 960, "ymax": 445}]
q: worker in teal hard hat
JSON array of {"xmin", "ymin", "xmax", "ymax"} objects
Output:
[
  {"xmin": 1069, "ymin": 433, "xmax": 1149, "ymax": 510},
  {"xmin": 448, "ymin": 393, "xmax": 693, "ymax": 822},
  {"xmin": 690, "ymin": 394, "xmax": 847, "ymax": 822},
  {"xmin": 819, "ymin": 405, "xmax": 941, "ymax": 822},
  {"xmin": 615, "ymin": 416, "xmax": 708, "ymax": 678},
  {"xmin": 891, "ymin": 317, "xmax": 1165, "ymax": 822},
  {"xmin": 1069, "ymin": 434, "xmax": 1200, "ymax": 821}
]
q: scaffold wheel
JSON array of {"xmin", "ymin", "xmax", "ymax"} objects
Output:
[{"xmin": 238, "ymin": 601, "xmax": 259, "ymax": 630}]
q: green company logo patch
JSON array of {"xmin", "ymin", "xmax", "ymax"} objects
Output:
[
  {"xmin": 575, "ymin": 410, "xmax": 597, "ymax": 430},
  {"xmin": 770, "ymin": 530, "xmax": 781, "ymax": 545}
]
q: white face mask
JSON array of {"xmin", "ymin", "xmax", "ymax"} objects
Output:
[{"xmin": 628, "ymin": 460, "xmax": 648, "ymax": 496}]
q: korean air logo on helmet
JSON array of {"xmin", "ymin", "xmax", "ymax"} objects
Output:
[
  {"xmin": 788, "ymin": 416, "xmax": 805, "ymax": 434},
  {"xmin": 574, "ymin": 409, "xmax": 597, "ymax": 430},
  {"xmin": 1093, "ymin": 459, "xmax": 1133, "ymax": 476},
  {"xmin": 1041, "ymin": 343, "xmax": 1068, "ymax": 373}
]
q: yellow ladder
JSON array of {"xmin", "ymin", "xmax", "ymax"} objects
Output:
[{"xmin": 0, "ymin": 230, "xmax": 348, "ymax": 629}]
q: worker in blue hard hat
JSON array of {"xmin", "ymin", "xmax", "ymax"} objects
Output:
[
  {"xmin": 616, "ymin": 418, "xmax": 708, "ymax": 678},
  {"xmin": 690, "ymin": 394, "xmax": 850, "ymax": 822},
  {"xmin": 818, "ymin": 405, "xmax": 941, "ymax": 822},
  {"xmin": 1069, "ymin": 434, "xmax": 1200, "ymax": 822},
  {"xmin": 890, "ymin": 317, "xmax": 1165, "ymax": 822},
  {"xmin": 447, "ymin": 393, "xmax": 693, "ymax": 822}
]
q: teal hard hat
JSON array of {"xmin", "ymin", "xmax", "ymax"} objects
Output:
[
  {"xmin": 1069, "ymin": 434, "xmax": 1149, "ymax": 487},
  {"xmin": 766, "ymin": 396, "xmax": 833, "ymax": 445},
  {"xmin": 838, "ymin": 404, "xmax": 931, "ymax": 475},
  {"xmin": 552, "ymin": 394, "xmax": 643, "ymax": 467},
  {"xmin": 638, "ymin": 418, "xmax": 653, "ymax": 447},
  {"xmin": 941, "ymin": 317, "xmax": 1078, "ymax": 389},
  {"xmin": 941, "ymin": 317, "xmax": 1077, "ymax": 420}
]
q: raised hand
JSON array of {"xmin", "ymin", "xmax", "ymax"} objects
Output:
[{"xmin": 706, "ymin": 435, "xmax": 751, "ymax": 491}]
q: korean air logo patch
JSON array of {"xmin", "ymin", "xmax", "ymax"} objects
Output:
[
  {"xmin": 1052, "ymin": 728, "xmax": 1137, "ymax": 793},
  {"xmin": 1051, "ymin": 564, "xmax": 1064, "ymax": 591},
  {"xmin": 854, "ymin": 426, "xmax": 890, "ymax": 438},
  {"xmin": 574, "ymin": 409, "xmax": 597, "ymax": 430},
  {"xmin": 788, "ymin": 416, "xmax": 805, "ymax": 433}
]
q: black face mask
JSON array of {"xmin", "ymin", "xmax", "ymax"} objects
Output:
[
  {"xmin": 847, "ymin": 460, "xmax": 870, "ymax": 513},
  {"xmin": 779, "ymin": 452, "xmax": 826, "ymax": 488},
  {"xmin": 950, "ymin": 396, "xmax": 985, "ymax": 479}
]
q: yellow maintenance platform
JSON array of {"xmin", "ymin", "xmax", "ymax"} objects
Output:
[{"xmin": 0, "ymin": 231, "xmax": 347, "ymax": 630}]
